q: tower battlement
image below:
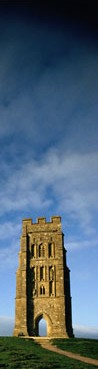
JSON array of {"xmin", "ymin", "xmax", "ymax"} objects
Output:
[
  {"xmin": 22, "ymin": 216, "xmax": 62, "ymax": 236},
  {"xmin": 22, "ymin": 216, "xmax": 61, "ymax": 223}
]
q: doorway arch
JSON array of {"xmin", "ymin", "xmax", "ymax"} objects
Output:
[
  {"xmin": 39, "ymin": 318, "xmax": 47, "ymax": 336},
  {"xmin": 35, "ymin": 313, "xmax": 52, "ymax": 337}
]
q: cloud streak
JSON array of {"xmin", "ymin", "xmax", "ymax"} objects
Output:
[
  {"xmin": 0, "ymin": 241, "xmax": 19, "ymax": 271},
  {"xmin": 66, "ymin": 239, "xmax": 98, "ymax": 252},
  {"xmin": 74, "ymin": 325, "xmax": 98, "ymax": 339},
  {"xmin": 0, "ymin": 149, "xmax": 97, "ymax": 234},
  {"xmin": 0, "ymin": 222, "xmax": 21, "ymax": 240},
  {"xmin": 0, "ymin": 316, "xmax": 14, "ymax": 336}
]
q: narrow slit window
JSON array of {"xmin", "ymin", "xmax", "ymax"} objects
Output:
[
  {"xmin": 40, "ymin": 285, "xmax": 45, "ymax": 295},
  {"xmin": 32, "ymin": 267, "xmax": 35, "ymax": 280},
  {"xmin": 49, "ymin": 266, "xmax": 54, "ymax": 280},
  {"xmin": 48, "ymin": 243, "xmax": 52, "ymax": 257},
  {"xmin": 31, "ymin": 244, "xmax": 35, "ymax": 258},
  {"xmin": 49, "ymin": 281, "xmax": 53, "ymax": 296},
  {"xmin": 40, "ymin": 266, "xmax": 44, "ymax": 281}
]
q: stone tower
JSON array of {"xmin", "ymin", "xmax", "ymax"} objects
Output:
[{"xmin": 14, "ymin": 216, "xmax": 74, "ymax": 338}]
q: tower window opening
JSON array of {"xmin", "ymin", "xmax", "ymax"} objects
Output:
[
  {"xmin": 31, "ymin": 244, "xmax": 35, "ymax": 258},
  {"xmin": 49, "ymin": 266, "xmax": 54, "ymax": 280},
  {"xmin": 40, "ymin": 266, "xmax": 44, "ymax": 281},
  {"xmin": 48, "ymin": 243, "xmax": 52, "ymax": 257},
  {"xmin": 40, "ymin": 285, "xmax": 45, "ymax": 295},
  {"xmin": 32, "ymin": 267, "xmax": 35, "ymax": 281},
  {"xmin": 49, "ymin": 281, "xmax": 53, "ymax": 296}
]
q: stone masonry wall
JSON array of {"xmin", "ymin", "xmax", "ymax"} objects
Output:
[{"xmin": 13, "ymin": 216, "xmax": 73, "ymax": 338}]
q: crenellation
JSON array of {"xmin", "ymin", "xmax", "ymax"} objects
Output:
[{"xmin": 37, "ymin": 217, "xmax": 46, "ymax": 224}]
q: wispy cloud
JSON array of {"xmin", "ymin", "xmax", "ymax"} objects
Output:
[
  {"xmin": 0, "ymin": 221, "xmax": 21, "ymax": 270},
  {"xmin": 74, "ymin": 325, "xmax": 98, "ymax": 339},
  {"xmin": 0, "ymin": 149, "xmax": 97, "ymax": 236},
  {"xmin": 66, "ymin": 239, "xmax": 98, "ymax": 252},
  {"xmin": 0, "ymin": 316, "xmax": 14, "ymax": 336},
  {"xmin": 0, "ymin": 222, "xmax": 21, "ymax": 240},
  {"xmin": 0, "ymin": 241, "xmax": 19, "ymax": 271}
]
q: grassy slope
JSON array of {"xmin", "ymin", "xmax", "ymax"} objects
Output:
[
  {"xmin": 52, "ymin": 338, "xmax": 98, "ymax": 360},
  {"xmin": 0, "ymin": 337, "xmax": 98, "ymax": 369}
]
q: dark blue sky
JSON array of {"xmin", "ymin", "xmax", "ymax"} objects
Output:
[{"xmin": 0, "ymin": 0, "xmax": 98, "ymax": 338}]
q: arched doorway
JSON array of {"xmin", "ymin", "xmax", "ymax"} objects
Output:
[
  {"xmin": 35, "ymin": 313, "xmax": 52, "ymax": 337},
  {"xmin": 39, "ymin": 318, "xmax": 47, "ymax": 336}
]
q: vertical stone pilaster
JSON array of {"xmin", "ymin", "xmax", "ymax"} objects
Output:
[{"xmin": 13, "ymin": 234, "xmax": 28, "ymax": 336}]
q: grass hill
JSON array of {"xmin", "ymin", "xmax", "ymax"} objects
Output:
[
  {"xmin": 0, "ymin": 337, "xmax": 98, "ymax": 369},
  {"xmin": 52, "ymin": 338, "xmax": 98, "ymax": 360}
]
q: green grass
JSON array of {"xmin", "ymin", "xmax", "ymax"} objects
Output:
[
  {"xmin": 52, "ymin": 338, "xmax": 98, "ymax": 360},
  {"xmin": 0, "ymin": 337, "xmax": 98, "ymax": 369}
]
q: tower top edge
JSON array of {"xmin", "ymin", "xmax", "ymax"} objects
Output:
[{"xmin": 22, "ymin": 216, "xmax": 61, "ymax": 225}]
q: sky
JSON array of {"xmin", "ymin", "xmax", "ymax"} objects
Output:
[{"xmin": 0, "ymin": 0, "xmax": 98, "ymax": 338}]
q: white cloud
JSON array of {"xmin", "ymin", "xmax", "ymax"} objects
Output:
[
  {"xmin": 0, "ymin": 316, "xmax": 14, "ymax": 336},
  {"xmin": 0, "ymin": 149, "xmax": 98, "ymax": 237},
  {"xmin": 74, "ymin": 325, "xmax": 98, "ymax": 339},
  {"xmin": 0, "ymin": 240, "xmax": 19, "ymax": 271},
  {"xmin": 66, "ymin": 239, "xmax": 98, "ymax": 252},
  {"xmin": 0, "ymin": 222, "xmax": 21, "ymax": 240},
  {"xmin": 0, "ymin": 221, "xmax": 21, "ymax": 270}
]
